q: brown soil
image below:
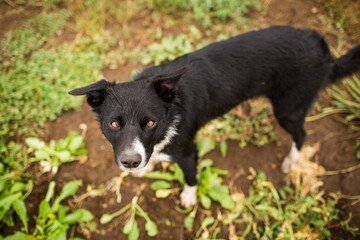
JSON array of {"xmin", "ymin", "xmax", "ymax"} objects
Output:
[{"xmin": 1, "ymin": 0, "xmax": 360, "ymax": 239}]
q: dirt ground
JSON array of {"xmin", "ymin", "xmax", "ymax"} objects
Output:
[{"xmin": 2, "ymin": 0, "xmax": 360, "ymax": 239}]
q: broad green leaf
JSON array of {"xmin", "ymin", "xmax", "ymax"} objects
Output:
[
  {"xmin": 12, "ymin": 199, "xmax": 28, "ymax": 232},
  {"xmin": 202, "ymin": 216, "xmax": 215, "ymax": 227},
  {"xmin": 62, "ymin": 209, "xmax": 93, "ymax": 224},
  {"xmin": 45, "ymin": 181, "xmax": 56, "ymax": 202},
  {"xmin": 218, "ymin": 195, "xmax": 235, "ymax": 210},
  {"xmin": 56, "ymin": 180, "xmax": 80, "ymax": 202},
  {"xmin": 198, "ymin": 159, "xmax": 213, "ymax": 170},
  {"xmin": 57, "ymin": 205, "xmax": 69, "ymax": 221},
  {"xmin": 100, "ymin": 213, "xmax": 114, "ymax": 224},
  {"xmin": 199, "ymin": 194, "xmax": 212, "ymax": 209},
  {"xmin": 25, "ymin": 138, "xmax": 45, "ymax": 149},
  {"xmin": 220, "ymin": 141, "xmax": 228, "ymax": 157},
  {"xmin": 55, "ymin": 150, "xmax": 72, "ymax": 162},
  {"xmin": 67, "ymin": 135, "xmax": 84, "ymax": 152},
  {"xmin": 47, "ymin": 228, "xmax": 67, "ymax": 240},
  {"xmin": 78, "ymin": 209, "xmax": 94, "ymax": 222},
  {"xmin": 0, "ymin": 193, "xmax": 22, "ymax": 215},
  {"xmin": 128, "ymin": 220, "xmax": 140, "ymax": 240},
  {"xmin": 184, "ymin": 213, "xmax": 194, "ymax": 231},
  {"xmin": 0, "ymin": 179, "xmax": 6, "ymax": 192},
  {"xmin": 123, "ymin": 217, "xmax": 135, "ymax": 234},
  {"xmin": 39, "ymin": 200, "xmax": 51, "ymax": 221},
  {"xmin": 197, "ymin": 138, "xmax": 216, "ymax": 158},
  {"xmin": 150, "ymin": 180, "xmax": 171, "ymax": 191},
  {"xmin": 145, "ymin": 220, "xmax": 158, "ymax": 237},
  {"xmin": 172, "ymin": 163, "xmax": 185, "ymax": 184},
  {"xmin": 34, "ymin": 150, "xmax": 50, "ymax": 160},
  {"xmin": 3, "ymin": 231, "xmax": 35, "ymax": 240},
  {"xmin": 10, "ymin": 182, "xmax": 26, "ymax": 193},
  {"xmin": 1, "ymin": 211, "xmax": 15, "ymax": 227}
]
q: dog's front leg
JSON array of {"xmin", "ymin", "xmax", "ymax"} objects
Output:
[{"xmin": 172, "ymin": 145, "xmax": 198, "ymax": 208}]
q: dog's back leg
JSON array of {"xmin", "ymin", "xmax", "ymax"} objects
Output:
[
  {"xmin": 270, "ymin": 92, "xmax": 317, "ymax": 173},
  {"xmin": 275, "ymin": 109, "xmax": 307, "ymax": 173}
]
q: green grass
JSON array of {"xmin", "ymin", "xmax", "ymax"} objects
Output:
[
  {"xmin": 146, "ymin": 0, "xmax": 262, "ymax": 27},
  {"xmin": 0, "ymin": 27, "xmax": 111, "ymax": 139},
  {"xmin": 1, "ymin": 11, "xmax": 68, "ymax": 62}
]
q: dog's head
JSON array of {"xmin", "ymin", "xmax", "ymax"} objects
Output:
[{"xmin": 69, "ymin": 68, "xmax": 186, "ymax": 171}]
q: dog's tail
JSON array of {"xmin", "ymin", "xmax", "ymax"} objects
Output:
[{"xmin": 331, "ymin": 44, "xmax": 360, "ymax": 82}]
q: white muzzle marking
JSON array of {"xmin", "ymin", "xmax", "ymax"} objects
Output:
[{"xmin": 118, "ymin": 137, "xmax": 147, "ymax": 171}]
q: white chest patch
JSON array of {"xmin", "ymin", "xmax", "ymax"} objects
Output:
[
  {"xmin": 131, "ymin": 116, "xmax": 180, "ymax": 177},
  {"xmin": 153, "ymin": 115, "xmax": 180, "ymax": 154}
]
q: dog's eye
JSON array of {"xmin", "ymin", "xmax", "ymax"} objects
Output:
[
  {"xmin": 110, "ymin": 121, "xmax": 120, "ymax": 129},
  {"xmin": 146, "ymin": 120, "xmax": 156, "ymax": 128}
]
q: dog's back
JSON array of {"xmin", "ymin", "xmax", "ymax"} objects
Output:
[{"xmin": 136, "ymin": 26, "xmax": 334, "ymax": 126}]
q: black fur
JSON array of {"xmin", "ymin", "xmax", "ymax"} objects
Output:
[{"xmin": 70, "ymin": 26, "xmax": 360, "ymax": 187}]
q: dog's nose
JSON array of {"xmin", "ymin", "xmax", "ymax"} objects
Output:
[{"xmin": 120, "ymin": 154, "xmax": 142, "ymax": 168}]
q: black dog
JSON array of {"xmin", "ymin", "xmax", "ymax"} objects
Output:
[{"xmin": 70, "ymin": 26, "xmax": 360, "ymax": 207}]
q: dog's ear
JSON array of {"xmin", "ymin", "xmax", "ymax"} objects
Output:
[
  {"xmin": 152, "ymin": 67, "xmax": 187, "ymax": 102},
  {"xmin": 69, "ymin": 79, "xmax": 112, "ymax": 108}
]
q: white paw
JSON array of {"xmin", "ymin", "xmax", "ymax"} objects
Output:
[
  {"xmin": 281, "ymin": 142, "xmax": 300, "ymax": 173},
  {"xmin": 180, "ymin": 185, "xmax": 197, "ymax": 208},
  {"xmin": 281, "ymin": 155, "xmax": 296, "ymax": 173}
]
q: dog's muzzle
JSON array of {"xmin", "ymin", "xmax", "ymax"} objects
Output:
[{"xmin": 118, "ymin": 153, "xmax": 142, "ymax": 169}]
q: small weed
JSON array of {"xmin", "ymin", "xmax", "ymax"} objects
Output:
[
  {"xmin": 3, "ymin": 180, "xmax": 94, "ymax": 240},
  {"xmin": 141, "ymin": 25, "xmax": 204, "ymax": 66},
  {"xmin": 146, "ymin": 159, "xmax": 234, "ymax": 210},
  {"xmin": 146, "ymin": 0, "xmax": 262, "ymax": 27},
  {"xmin": 145, "ymin": 163, "xmax": 184, "ymax": 198},
  {"xmin": 197, "ymin": 159, "xmax": 234, "ymax": 210},
  {"xmin": 100, "ymin": 190, "xmax": 158, "ymax": 240},
  {"xmin": 141, "ymin": 34, "xmax": 194, "ymax": 66},
  {"xmin": 197, "ymin": 99, "xmax": 275, "ymax": 155},
  {"xmin": 0, "ymin": 141, "xmax": 32, "ymax": 231},
  {"xmin": 26, "ymin": 131, "xmax": 87, "ymax": 174},
  {"xmin": 222, "ymin": 172, "xmax": 358, "ymax": 239}
]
